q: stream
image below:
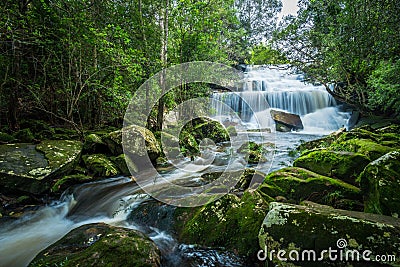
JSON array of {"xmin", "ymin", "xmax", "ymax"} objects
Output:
[{"xmin": 0, "ymin": 65, "xmax": 351, "ymax": 267}]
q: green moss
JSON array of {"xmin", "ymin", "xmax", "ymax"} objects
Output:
[
  {"xmin": 358, "ymin": 151, "xmax": 400, "ymax": 217},
  {"xmin": 119, "ymin": 125, "xmax": 161, "ymax": 162},
  {"xmin": 176, "ymin": 190, "xmax": 269, "ymax": 257},
  {"xmin": 330, "ymin": 139, "xmax": 394, "ymax": 161},
  {"xmin": 179, "ymin": 130, "xmax": 199, "ymax": 156},
  {"xmin": 293, "ymin": 150, "xmax": 370, "ymax": 184},
  {"xmin": 51, "ymin": 174, "xmax": 93, "ymax": 193},
  {"xmin": 82, "ymin": 154, "xmax": 119, "ymax": 177},
  {"xmin": 259, "ymin": 202, "xmax": 400, "ymax": 266},
  {"xmin": 237, "ymin": 141, "xmax": 268, "ymax": 164},
  {"xmin": 259, "ymin": 167, "xmax": 361, "ymax": 209},
  {"xmin": 110, "ymin": 154, "xmax": 133, "ymax": 175},
  {"xmin": 36, "ymin": 140, "xmax": 82, "ymax": 169},
  {"xmin": 29, "ymin": 223, "xmax": 161, "ymax": 267}
]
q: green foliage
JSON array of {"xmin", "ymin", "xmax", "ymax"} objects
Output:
[
  {"xmin": 367, "ymin": 60, "xmax": 400, "ymax": 117},
  {"xmin": 248, "ymin": 44, "xmax": 288, "ymax": 65}
]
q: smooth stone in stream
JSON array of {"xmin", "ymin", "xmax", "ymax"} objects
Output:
[
  {"xmin": 0, "ymin": 140, "xmax": 82, "ymax": 194},
  {"xmin": 29, "ymin": 223, "xmax": 161, "ymax": 267}
]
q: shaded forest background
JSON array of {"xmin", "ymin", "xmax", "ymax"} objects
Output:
[{"xmin": 1, "ymin": 0, "xmax": 399, "ymax": 134}]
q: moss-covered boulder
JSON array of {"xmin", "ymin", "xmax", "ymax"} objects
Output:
[
  {"xmin": 175, "ymin": 189, "xmax": 269, "ymax": 258},
  {"xmin": 200, "ymin": 168, "xmax": 266, "ymax": 192},
  {"xmin": 0, "ymin": 140, "xmax": 82, "ymax": 194},
  {"xmin": 330, "ymin": 139, "xmax": 395, "ymax": 161},
  {"xmin": 119, "ymin": 125, "xmax": 161, "ymax": 162},
  {"xmin": 82, "ymin": 133, "xmax": 109, "ymax": 154},
  {"xmin": 237, "ymin": 141, "xmax": 268, "ymax": 164},
  {"xmin": 179, "ymin": 130, "xmax": 199, "ymax": 156},
  {"xmin": 110, "ymin": 154, "xmax": 136, "ymax": 175},
  {"xmin": 358, "ymin": 151, "xmax": 400, "ymax": 217},
  {"xmin": 189, "ymin": 117, "xmax": 229, "ymax": 144},
  {"xmin": 29, "ymin": 223, "xmax": 161, "ymax": 267},
  {"xmin": 297, "ymin": 127, "xmax": 346, "ymax": 152},
  {"xmin": 293, "ymin": 150, "xmax": 370, "ymax": 184},
  {"xmin": 259, "ymin": 167, "xmax": 362, "ymax": 210},
  {"xmin": 82, "ymin": 154, "xmax": 119, "ymax": 177},
  {"xmin": 259, "ymin": 201, "xmax": 400, "ymax": 266}
]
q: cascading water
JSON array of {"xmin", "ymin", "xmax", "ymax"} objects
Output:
[{"xmin": 212, "ymin": 65, "xmax": 350, "ymax": 134}]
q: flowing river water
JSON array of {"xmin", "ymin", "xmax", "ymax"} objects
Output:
[{"xmin": 0, "ymin": 65, "xmax": 351, "ymax": 267}]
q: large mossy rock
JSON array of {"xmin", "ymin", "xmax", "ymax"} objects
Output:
[
  {"xmin": 189, "ymin": 117, "xmax": 229, "ymax": 144},
  {"xmin": 0, "ymin": 140, "xmax": 82, "ymax": 194},
  {"xmin": 200, "ymin": 168, "xmax": 267, "ymax": 192},
  {"xmin": 270, "ymin": 109, "xmax": 303, "ymax": 132},
  {"xmin": 82, "ymin": 133, "xmax": 109, "ymax": 154},
  {"xmin": 330, "ymin": 139, "xmax": 395, "ymax": 161},
  {"xmin": 358, "ymin": 151, "xmax": 400, "ymax": 217},
  {"xmin": 293, "ymin": 150, "xmax": 370, "ymax": 184},
  {"xmin": 175, "ymin": 189, "xmax": 269, "ymax": 258},
  {"xmin": 237, "ymin": 141, "xmax": 268, "ymax": 164},
  {"xmin": 259, "ymin": 167, "xmax": 362, "ymax": 210},
  {"xmin": 82, "ymin": 154, "xmax": 119, "ymax": 177},
  {"xmin": 29, "ymin": 223, "xmax": 161, "ymax": 267},
  {"xmin": 118, "ymin": 125, "xmax": 161, "ymax": 162},
  {"xmin": 259, "ymin": 201, "xmax": 400, "ymax": 266}
]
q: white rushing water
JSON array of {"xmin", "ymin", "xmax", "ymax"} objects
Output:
[{"xmin": 212, "ymin": 65, "xmax": 350, "ymax": 134}]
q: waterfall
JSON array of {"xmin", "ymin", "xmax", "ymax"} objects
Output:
[{"xmin": 211, "ymin": 65, "xmax": 350, "ymax": 133}]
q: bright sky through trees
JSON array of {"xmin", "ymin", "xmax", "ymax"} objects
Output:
[{"xmin": 278, "ymin": 0, "xmax": 299, "ymax": 21}]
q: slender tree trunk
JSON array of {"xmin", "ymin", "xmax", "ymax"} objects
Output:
[{"xmin": 156, "ymin": 0, "xmax": 169, "ymax": 131}]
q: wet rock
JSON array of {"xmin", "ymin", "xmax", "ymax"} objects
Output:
[
  {"xmin": 293, "ymin": 150, "xmax": 370, "ymax": 185},
  {"xmin": 175, "ymin": 189, "xmax": 269, "ymax": 258},
  {"xmin": 82, "ymin": 154, "xmax": 119, "ymax": 177},
  {"xmin": 259, "ymin": 201, "xmax": 400, "ymax": 266},
  {"xmin": 237, "ymin": 141, "xmax": 268, "ymax": 164},
  {"xmin": 200, "ymin": 168, "xmax": 266, "ymax": 191},
  {"xmin": 0, "ymin": 140, "xmax": 82, "ymax": 194},
  {"xmin": 297, "ymin": 127, "xmax": 346, "ymax": 152},
  {"xmin": 51, "ymin": 174, "xmax": 94, "ymax": 193},
  {"xmin": 258, "ymin": 167, "xmax": 362, "ymax": 210},
  {"xmin": 190, "ymin": 117, "xmax": 229, "ymax": 144},
  {"xmin": 119, "ymin": 125, "xmax": 161, "ymax": 162},
  {"xmin": 358, "ymin": 151, "xmax": 400, "ymax": 217},
  {"xmin": 110, "ymin": 154, "xmax": 136, "ymax": 175},
  {"xmin": 270, "ymin": 109, "xmax": 303, "ymax": 132},
  {"xmin": 82, "ymin": 133, "xmax": 109, "ymax": 154},
  {"xmin": 29, "ymin": 223, "xmax": 161, "ymax": 267},
  {"xmin": 226, "ymin": 125, "xmax": 238, "ymax": 136},
  {"xmin": 179, "ymin": 131, "xmax": 199, "ymax": 156},
  {"xmin": 330, "ymin": 139, "xmax": 394, "ymax": 161}
]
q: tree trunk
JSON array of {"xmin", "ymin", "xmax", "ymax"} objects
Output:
[{"xmin": 156, "ymin": 0, "xmax": 169, "ymax": 131}]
